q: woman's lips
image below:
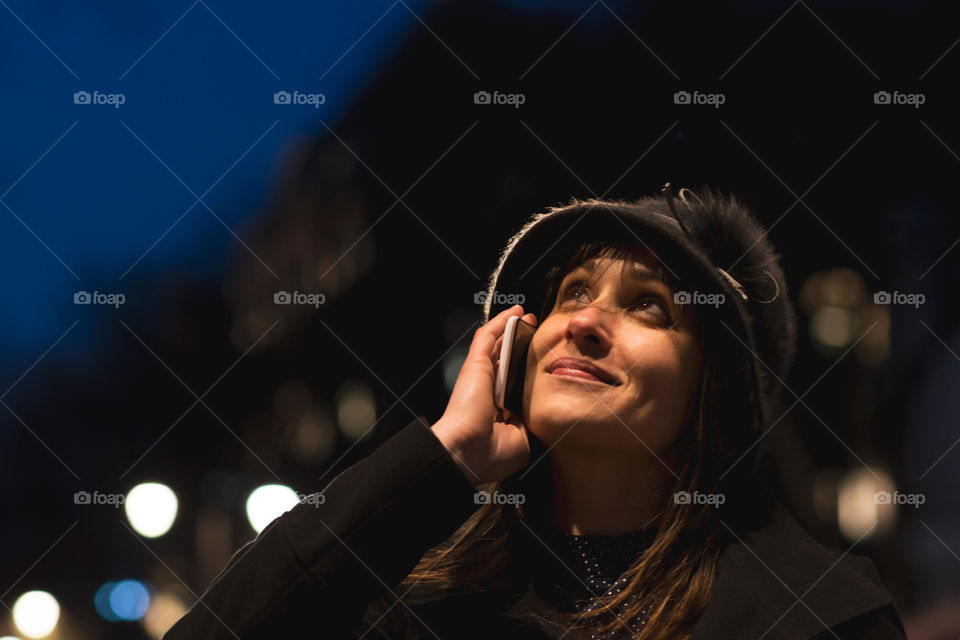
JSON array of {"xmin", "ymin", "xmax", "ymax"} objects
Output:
[
  {"xmin": 550, "ymin": 367, "xmax": 611, "ymax": 384},
  {"xmin": 546, "ymin": 358, "xmax": 621, "ymax": 385}
]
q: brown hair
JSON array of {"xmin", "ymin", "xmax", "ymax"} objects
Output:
[{"xmin": 397, "ymin": 239, "xmax": 741, "ymax": 639}]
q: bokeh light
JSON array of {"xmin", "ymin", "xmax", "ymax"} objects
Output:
[
  {"xmin": 12, "ymin": 590, "xmax": 60, "ymax": 639},
  {"xmin": 836, "ymin": 466, "xmax": 897, "ymax": 541},
  {"xmin": 94, "ymin": 582, "xmax": 120, "ymax": 622},
  {"xmin": 110, "ymin": 580, "xmax": 151, "ymax": 621},
  {"xmin": 125, "ymin": 483, "xmax": 179, "ymax": 538},
  {"xmin": 95, "ymin": 580, "xmax": 151, "ymax": 622},
  {"xmin": 142, "ymin": 590, "xmax": 188, "ymax": 639},
  {"xmin": 246, "ymin": 484, "xmax": 300, "ymax": 534},
  {"xmin": 335, "ymin": 380, "xmax": 377, "ymax": 441}
]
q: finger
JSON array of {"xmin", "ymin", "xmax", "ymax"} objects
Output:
[
  {"xmin": 495, "ymin": 409, "xmax": 526, "ymax": 446},
  {"xmin": 501, "ymin": 406, "xmax": 520, "ymax": 423},
  {"xmin": 491, "ymin": 334, "xmax": 504, "ymax": 361},
  {"xmin": 468, "ymin": 305, "xmax": 523, "ymax": 360}
]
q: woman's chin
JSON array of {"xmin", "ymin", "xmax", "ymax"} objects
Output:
[
  {"xmin": 526, "ymin": 394, "xmax": 672, "ymax": 453},
  {"xmin": 529, "ymin": 388, "xmax": 624, "ymax": 424},
  {"xmin": 527, "ymin": 407, "xmax": 630, "ymax": 444}
]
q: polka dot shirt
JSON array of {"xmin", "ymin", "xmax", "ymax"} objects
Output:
[{"xmin": 544, "ymin": 528, "xmax": 656, "ymax": 639}]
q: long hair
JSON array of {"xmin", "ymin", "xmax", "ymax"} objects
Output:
[{"xmin": 396, "ymin": 237, "xmax": 759, "ymax": 639}]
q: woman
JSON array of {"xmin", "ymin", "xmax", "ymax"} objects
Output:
[{"xmin": 164, "ymin": 185, "xmax": 906, "ymax": 639}]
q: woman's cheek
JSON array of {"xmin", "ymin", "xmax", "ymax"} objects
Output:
[{"xmin": 521, "ymin": 339, "xmax": 546, "ymax": 422}]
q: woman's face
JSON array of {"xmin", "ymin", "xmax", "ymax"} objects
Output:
[{"xmin": 523, "ymin": 245, "xmax": 703, "ymax": 459}]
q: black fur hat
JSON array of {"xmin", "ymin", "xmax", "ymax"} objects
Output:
[{"xmin": 481, "ymin": 183, "xmax": 799, "ymax": 462}]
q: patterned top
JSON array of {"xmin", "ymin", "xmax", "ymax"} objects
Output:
[{"xmin": 541, "ymin": 528, "xmax": 656, "ymax": 639}]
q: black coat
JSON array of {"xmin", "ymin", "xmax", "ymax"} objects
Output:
[{"xmin": 163, "ymin": 418, "xmax": 907, "ymax": 639}]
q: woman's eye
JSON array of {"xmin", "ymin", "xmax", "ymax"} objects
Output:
[
  {"xmin": 630, "ymin": 295, "xmax": 672, "ymax": 321},
  {"xmin": 558, "ymin": 280, "xmax": 673, "ymax": 322},
  {"xmin": 559, "ymin": 281, "xmax": 589, "ymax": 303}
]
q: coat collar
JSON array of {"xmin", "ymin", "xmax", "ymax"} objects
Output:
[
  {"xmin": 501, "ymin": 499, "xmax": 893, "ymax": 639},
  {"xmin": 689, "ymin": 501, "xmax": 893, "ymax": 640}
]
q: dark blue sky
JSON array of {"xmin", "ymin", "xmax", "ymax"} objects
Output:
[{"xmin": 0, "ymin": 0, "xmax": 427, "ymax": 373}]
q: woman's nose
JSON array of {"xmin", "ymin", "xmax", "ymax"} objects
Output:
[{"xmin": 564, "ymin": 304, "xmax": 613, "ymax": 349}]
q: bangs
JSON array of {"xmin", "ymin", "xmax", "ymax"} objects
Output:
[{"xmin": 539, "ymin": 240, "xmax": 684, "ymax": 322}]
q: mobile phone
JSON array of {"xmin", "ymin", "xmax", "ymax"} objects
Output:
[{"xmin": 495, "ymin": 316, "xmax": 536, "ymax": 414}]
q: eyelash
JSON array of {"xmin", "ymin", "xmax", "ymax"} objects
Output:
[{"xmin": 558, "ymin": 279, "xmax": 673, "ymax": 321}]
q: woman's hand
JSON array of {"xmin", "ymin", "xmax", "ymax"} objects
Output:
[{"xmin": 431, "ymin": 305, "xmax": 538, "ymax": 487}]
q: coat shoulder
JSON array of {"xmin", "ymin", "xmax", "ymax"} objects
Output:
[
  {"xmin": 692, "ymin": 500, "xmax": 906, "ymax": 640},
  {"xmin": 814, "ymin": 603, "xmax": 907, "ymax": 639}
]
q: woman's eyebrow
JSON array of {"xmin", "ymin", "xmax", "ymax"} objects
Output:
[{"xmin": 626, "ymin": 263, "xmax": 674, "ymax": 289}]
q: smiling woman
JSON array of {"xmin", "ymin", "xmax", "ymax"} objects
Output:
[
  {"xmin": 527, "ymin": 245, "xmax": 704, "ymax": 469},
  {"xmin": 162, "ymin": 185, "xmax": 906, "ymax": 640},
  {"xmin": 404, "ymin": 186, "xmax": 906, "ymax": 639}
]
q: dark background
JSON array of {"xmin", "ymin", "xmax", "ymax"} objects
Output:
[{"xmin": 2, "ymin": 1, "xmax": 959, "ymax": 637}]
